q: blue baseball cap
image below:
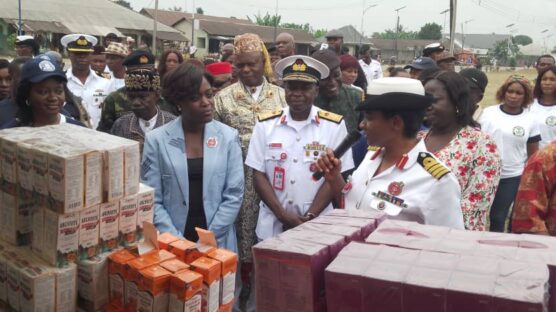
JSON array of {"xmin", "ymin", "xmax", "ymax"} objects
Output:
[
  {"xmin": 404, "ymin": 57, "xmax": 438, "ymax": 71},
  {"xmin": 20, "ymin": 54, "xmax": 67, "ymax": 84}
]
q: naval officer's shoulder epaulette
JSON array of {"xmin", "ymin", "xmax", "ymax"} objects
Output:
[
  {"xmin": 317, "ymin": 110, "xmax": 343, "ymax": 124},
  {"xmin": 417, "ymin": 152, "xmax": 450, "ymax": 180},
  {"xmin": 257, "ymin": 110, "xmax": 283, "ymax": 122}
]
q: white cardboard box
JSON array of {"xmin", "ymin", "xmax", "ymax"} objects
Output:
[
  {"xmin": 77, "ymin": 253, "xmax": 109, "ymax": 312},
  {"xmin": 47, "ymin": 147, "xmax": 85, "ymax": 214},
  {"xmin": 84, "ymin": 151, "xmax": 103, "ymax": 209},
  {"xmin": 99, "ymin": 201, "xmax": 119, "ymax": 252},
  {"xmin": 119, "ymin": 194, "xmax": 138, "ymax": 247},
  {"xmin": 42, "ymin": 209, "xmax": 80, "ymax": 267},
  {"xmin": 78, "ymin": 205, "xmax": 100, "ymax": 261},
  {"xmin": 136, "ymin": 184, "xmax": 154, "ymax": 241}
]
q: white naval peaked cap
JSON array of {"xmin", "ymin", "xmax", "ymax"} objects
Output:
[{"xmin": 275, "ymin": 55, "xmax": 330, "ymax": 83}]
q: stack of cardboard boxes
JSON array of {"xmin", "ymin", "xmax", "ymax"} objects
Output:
[
  {"xmin": 253, "ymin": 209, "xmax": 386, "ymax": 312},
  {"xmin": 107, "ymin": 233, "xmax": 237, "ymax": 312},
  {"xmin": 0, "ymin": 124, "xmax": 155, "ymax": 311}
]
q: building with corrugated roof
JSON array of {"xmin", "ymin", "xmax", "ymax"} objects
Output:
[
  {"xmin": 141, "ymin": 8, "xmax": 316, "ymax": 57},
  {"xmin": 0, "ymin": 0, "xmax": 187, "ymax": 54}
]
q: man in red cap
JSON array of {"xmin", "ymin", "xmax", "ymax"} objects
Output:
[{"xmin": 206, "ymin": 62, "xmax": 233, "ymax": 93}]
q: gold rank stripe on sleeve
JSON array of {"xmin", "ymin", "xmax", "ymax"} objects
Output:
[
  {"xmin": 257, "ymin": 110, "xmax": 283, "ymax": 122},
  {"xmin": 417, "ymin": 152, "xmax": 450, "ymax": 180},
  {"xmin": 317, "ymin": 110, "xmax": 343, "ymax": 124}
]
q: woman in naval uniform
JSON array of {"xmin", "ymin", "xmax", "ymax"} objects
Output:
[{"xmin": 316, "ymin": 77, "xmax": 465, "ymax": 229}]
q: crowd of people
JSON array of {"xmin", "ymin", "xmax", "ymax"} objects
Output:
[{"xmin": 1, "ymin": 31, "xmax": 556, "ymax": 311}]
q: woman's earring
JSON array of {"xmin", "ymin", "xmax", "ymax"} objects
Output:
[
  {"xmin": 26, "ymin": 100, "xmax": 30, "ymax": 107},
  {"xmin": 456, "ymin": 107, "xmax": 460, "ymax": 115}
]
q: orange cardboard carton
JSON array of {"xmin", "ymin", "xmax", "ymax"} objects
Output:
[
  {"xmin": 159, "ymin": 259, "xmax": 190, "ymax": 274},
  {"xmin": 169, "ymin": 269, "xmax": 203, "ymax": 312},
  {"xmin": 137, "ymin": 266, "xmax": 172, "ymax": 312},
  {"xmin": 207, "ymin": 249, "xmax": 238, "ymax": 307},
  {"xmin": 108, "ymin": 249, "xmax": 137, "ymax": 308},
  {"xmin": 125, "ymin": 250, "xmax": 176, "ymax": 311},
  {"xmin": 158, "ymin": 233, "xmax": 180, "ymax": 251},
  {"xmin": 168, "ymin": 240, "xmax": 196, "ymax": 263},
  {"xmin": 125, "ymin": 253, "xmax": 158, "ymax": 311},
  {"xmin": 190, "ymin": 257, "xmax": 221, "ymax": 312}
]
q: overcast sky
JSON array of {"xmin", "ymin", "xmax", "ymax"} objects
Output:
[{"xmin": 129, "ymin": 0, "xmax": 556, "ymax": 49}]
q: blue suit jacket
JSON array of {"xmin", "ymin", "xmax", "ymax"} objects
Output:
[{"xmin": 141, "ymin": 117, "xmax": 244, "ymax": 252}]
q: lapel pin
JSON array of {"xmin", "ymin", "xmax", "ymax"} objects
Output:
[{"xmin": 207, "ymin": 137, "xmax": 218, "ymax": 148}]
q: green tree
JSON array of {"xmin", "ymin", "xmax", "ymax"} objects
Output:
[
  {"xmin": 312, "ymin": 29, "xmax": 328, "ymax": 39},
  {"xmin": 417, "ymin": 22, "xmax": 442, "ymax": 40},
  {"xmin": 372, "ymin": 25, "xmax": 417, "ymax": 40},
  {"xmin": 280, "ymin": 22, "xmax": 326, "ymax": 38},
  {"xmin": 552, "ymin": 46, "xmax": 556, "ymax": 54},
  {"xmin": 114, "ymin": 0, "xmax": 132, "ymax": 10},
  {"xmin": 168, "ymin": 6, "xmax": 182, "ymax": 11},
  {"xmin": 492, "ymin": 39, "xmax": 521, "ymax": 65},
  {"xmin": 196, "ymin": 7, "xmax": 204, "ymax": 14},
  {"xmin": 513, "ymin": 35, "xmax": 533, "ymax": 46},
  {"xmin": 253, "ymin": 12, "xmax": 281, "ymax": 27}
]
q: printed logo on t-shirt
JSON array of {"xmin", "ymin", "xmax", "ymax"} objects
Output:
[
  {"xmin": 546, "ymin": 116, "xmax": 556, "ymax": 127},
  {"xmin": 512, "ymin": 126, "xmax": 525, "ymax": 137}
]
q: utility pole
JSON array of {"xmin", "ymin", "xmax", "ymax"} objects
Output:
[
  {"xmin": 360, "ymin": 2, "xmax": 377, "ymax": 52},
  {"xmin": 449, "ymin": 0, "xmax": 457, "ymax": 55},
  {"xmin": 461, "ymin": 19, "xmax": 473, "ymax": 51},
  {"xmin": 192, "ymin": 0, "xmax": 196, "ymax": 50},
  {"xmin": 18, "ymin": 0, "xmax": 22, "ymax": 35},
  {"xmin": 273, "ymin": 0, "xmax": 278, "ymax": 42},
  {"xmin": 152, "ymin": 0, "xmax": 158, "ymax": 55},
  {"xmin": 440, "ymin": 9, "xmax": 449, "ymax": 41},
  {"xmin": 394, "ymin": 6, "xmax": 406, "ymax": 60}
]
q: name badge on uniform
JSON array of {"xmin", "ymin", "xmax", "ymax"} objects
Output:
[{"xmin": 273, "ymin": 166, "xmax": 285, "ymax": 191}]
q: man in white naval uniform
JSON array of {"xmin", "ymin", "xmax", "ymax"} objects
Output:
[
  {"xmin": 316, "ymin": 77, "xmax": 464, "ymax": 229},
  {"xmin": 246, "ymin": 55, "xmax": 355, "ymax": 240}
]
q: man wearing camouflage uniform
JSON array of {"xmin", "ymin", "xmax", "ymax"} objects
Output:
[
  {"xmin": 213, "ymin": 33, "xmax": 286, "ymax": 311},
  {"xmin": 97, "ymin": 50, "xmax": 178, "ymax": 132}
]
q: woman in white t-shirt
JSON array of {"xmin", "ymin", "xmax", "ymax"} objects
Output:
[
  {"xmin": 479, "ymin": 75, "xmax": 540, "ymax": 232},
  {"xmin": 530, "ymin": 66, "xmax": 556, "ymax": 147}
]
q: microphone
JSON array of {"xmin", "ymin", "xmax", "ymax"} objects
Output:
[{"xmin": 312, "ymin": 130, "xmax": 362, "ymax": 181}]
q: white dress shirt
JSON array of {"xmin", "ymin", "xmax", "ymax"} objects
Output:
[
  {"xmin": 344, "ymin": 140, "xmax": 464, "ymax": 229},
  {"xmin": 66, "ymin": 69, "xmax": 115, "ymax": 129},
  {"xmin": 245, "ymin": 106, "xmax": 355, "ymax": 240},
  {"xmin": 359, "ymin": 59, "xmax": 383, "ymax": 83}
]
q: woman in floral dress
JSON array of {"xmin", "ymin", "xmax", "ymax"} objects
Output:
[{"xmin": 421, "ymin": 71, "xmax": 501, "ymax": 231}]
